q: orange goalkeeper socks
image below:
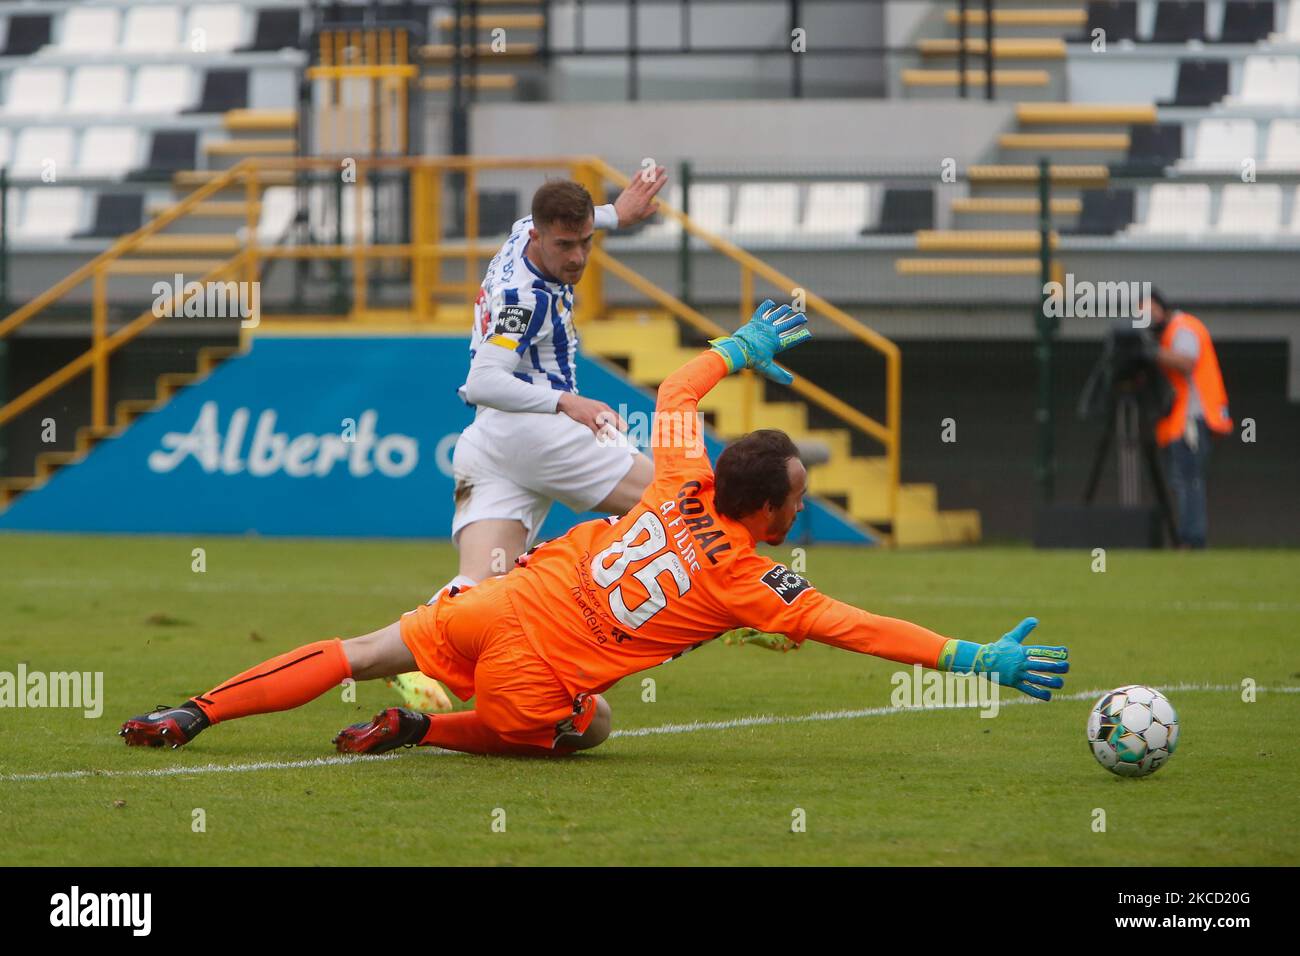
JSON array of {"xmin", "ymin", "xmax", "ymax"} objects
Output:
[
  {"xmin": 418, "ymin": 709, "xmax": 566, "ymax": 757},
  {"xmin": 190, "ymin": 639, "xmax": 352, "ymax": 725}
]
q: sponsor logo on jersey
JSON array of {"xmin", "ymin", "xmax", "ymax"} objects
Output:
[
  {"xmin": 760, "ymin": 564, "xmax": 812, "ymax": 605},
  {"xmin": 494, "ymin": 304, "xmax": 531, "ymax": 335}
]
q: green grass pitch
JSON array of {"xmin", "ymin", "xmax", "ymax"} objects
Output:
[{"xmin": 1, "ymin": 532, "xmax": 1297, "ymax": 866}]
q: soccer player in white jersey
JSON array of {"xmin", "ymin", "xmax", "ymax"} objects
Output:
[{"xmin": 389, "ymin": 167, "xmax": 668, "ymax": 710}]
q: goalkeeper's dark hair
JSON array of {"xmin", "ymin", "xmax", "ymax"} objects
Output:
[
  {"xmin": 715, "ymin": 429, "xmax": 801, "ymax": 520},
  {"xmin": 532, "ymin": 179, "xmax": 595, "ymax": 230}
]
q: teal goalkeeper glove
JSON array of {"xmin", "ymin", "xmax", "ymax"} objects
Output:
[
  {"xmin": 709, "ymin": 299, "xmax": 812, "ymax": 386},
  {"xmin": 937, "ymin": 617, "xmax": 1069, "ymax": 701}
]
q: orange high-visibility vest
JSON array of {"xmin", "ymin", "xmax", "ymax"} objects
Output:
[{"xmin": 1155, "ymin": 311, "xmax": 1232, "ymax": 447}]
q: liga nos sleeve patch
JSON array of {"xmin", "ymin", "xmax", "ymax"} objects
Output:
[
  {"xmin": 760, "ymin": 564, "xmax": 812, "ymax": 604},
  {"xmin": 493, "ymin": 304, "xmax": 532, "ymax": 336}
]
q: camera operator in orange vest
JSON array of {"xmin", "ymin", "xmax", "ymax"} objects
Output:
[{"xmin": 1142, "ymin": 290, "xmax": 1232, "ymax": 549}]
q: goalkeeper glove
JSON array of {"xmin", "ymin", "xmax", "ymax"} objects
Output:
[
  {"xmin": 937, "ymin": 617, "xmax": 1069, "ymax": 701},
  {"xmin": 709, "ymin": 299, "xmax": 812, "ymax": 386}
]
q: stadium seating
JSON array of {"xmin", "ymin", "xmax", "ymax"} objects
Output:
[
  {"xmin": 1072, "ymin": 188, "xmax": 1137, "ymax": 235},
  {"xmin": 68, "ymin": 66, "xmax": 130, "ymax": 114},
  {"xmin": 12, "ymin": 128, "xmax": 74, "ymax": 176},
  {"xmin": 123, "ymin": 6, "xmax": 184, "ymax": 52},
  {"xmin": 78, "ymin": 128, "xmax": 143, "ymax": 177},
  {"xmin": 1127, "ymin": 123, "xmax": 1183, "ymax": 165},
  {"xmin": 1165, "ymin": 58, "xmax": 1230, "ymax": 106},
  {"xmin": 1189, "ymin": 118, "xmax": 1258, "ymax": 169},
  {"xmin": 3, "ymin": 14, "xmax": 51, "ymax": 56},
  {"xmin": 1265, "ymin": 119, "xmax": 1300, "ymax": 168},
  {"xmin": 732, "ymin": 183, "xmax": 800, "ymax": 238},
  {"xmin": 188, "ymin": 5, "xmax": 246, "ymax": 53},
  {"xmin": 1081, "ymin": 1, "xmax": 1139, "ymax": 42},
  {"xmin": 1132, "ymin": 182, "xmax": 1213, "ymax": 235},
  {"xmin": 3, "ymin": 66, "xmax": 66, "ymax": 115},
  {"xmin": 76, "ymin": 194, "xmax": 145, "ymax": 239},
  {"xmin": 1219, "ymin": 0, "xmax": 1275, "ymax": 42},
  {"xmin": 1232, "ymin": 55, "xmax": 1300, "ymax": 106},
  {"xmin": 1215, "ymin": 183, "xmax": 1284, "ymax": 234},
  {"xmin": 14, "ymin": 188, "xmax": 85, "ymax": 241},
  {"xmin": 57, "ymin": 8, "xmax": 118, "ymax": 53},
  {"xmin": 800, "ymin": 183, "xmax": 872, "ymax": 237},
  {"xmin": 1152, "ymin": 1, "xmax": 1207, "ymax": 43},
  {"xmin": 133, "ymin": 66, "xmax": 197, "ymax": 113}
]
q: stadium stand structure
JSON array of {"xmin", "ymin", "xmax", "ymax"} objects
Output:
[
  {"xmin": 0, "ymin": 2, "xmax": 984, "ymax": 546},
  {"xmin": 4, "ymin": 1, "xmax": 1298, "ymax": 544}
]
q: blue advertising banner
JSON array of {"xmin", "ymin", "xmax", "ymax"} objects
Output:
[{"xmin": 0, "ymin": 334, "xmax": 874, "ymax": 544}]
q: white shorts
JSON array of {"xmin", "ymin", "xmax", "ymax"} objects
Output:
[{"xmin": 450, "ymin": 407, "xmax": 640, "ymax": 546}]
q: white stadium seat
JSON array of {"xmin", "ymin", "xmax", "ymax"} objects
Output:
[
  {"xmin": 1236, "ymin": 56, "xmax": 1300, "ymax": 106},
  {"xmin": 59, "ymin": 8, "xmax": 121, "ymax": 54},
  {"xmin": 1191, "ymin": 118, "xmax": 1257, "ymax": 168},
  {"xmin": 684, "ymin": 184, "xmax": 731, "ymax": 233},
  {"xmin": 12, "ymin": 127, "xmax": 76, "ymax": 175},
  {"xmin": 1289, "ymin": 186, "xmax": 1300, "ymax": 232},
  {"xmin": 67, "ymin": 65, "xmax": 129, "ymax": 114},
  {"xmin": 16, "ymin": 188, "xmax": 85, "ymax": 240},
  {"xmin": 801, "ymin": 182, "xmax": 870, "ymax": 236},
  {"xmin": 132, "ymin": 66, "xmax": 195, "ymax": 113},
  {"xmin": 0, "ymin": 129, "xmax": 11, "ymax": 169},
  {"xmin": 257, "ymin": 187, "xmax": 297, "ymax": 241},
  {"xmin": 186, "ymin": 4, "xmax": 244, "ymax": 53},
  {"xmin": 732, "ymin": 183, "xmax": 800, "ymax": 237},
  {"xmin": 3, "ymin": 67, "xmax": 66, "ymax": 115},
  {"xmin": 77, "ymin": 127, "xmax": 142, "ymax": 176},
  {"xmin": 1264, "ymin": 120, "xmax": 1300, "ymax": 168},
  {"xmin": 1136, "ymin": 183, "xmax": 1212, "ymax": 235},
  {"xmin": 122, "ymin": 6, "xmax": 182, "ymax": 53},
  {"xmin": 1215, "ymin": 184, "xmax": 1283, "ymax": 235},
  {"xmin": 1285, "ymin": 0, "xmax": 1300, "ymax": 42}
]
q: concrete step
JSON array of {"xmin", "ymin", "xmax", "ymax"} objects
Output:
[
  {"xmin": 34, "ymin": 451, "xmax": 79, "ymax": 481},
  {"xmin": 75, "ymin": 425, "xmax": 121, "ymax": 455},
  {"xmin": 579, "ymin": 316, "xmax": 681, "ymax": 354},
  {"xmin": 895, "ymin": 508, "xmax": 982, "ymax": 547},
  {"xmin": 0, "ymin": 477, "xmax": 37, "ymax": 508},
  {"xmin": 114, "ymin": 399, "xmax": 157, "ymax": 428},
  {"xmin": 157, "ymin": 373, "xmax": 197, "ymax": 402}
]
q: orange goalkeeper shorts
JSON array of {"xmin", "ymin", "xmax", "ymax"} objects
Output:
[{"xmin": 399, "ymin": 577, "xmax": 597, "ymax": 749}]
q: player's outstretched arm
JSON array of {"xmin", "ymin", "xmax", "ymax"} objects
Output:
[
  {"xmin": 652, "ymin": 299, "xmax": 812, "ymax": 478},
  {"xmin": 734, "ymin": 560, "xmax": 1069, "ymax": 701},
  {"xmin": 808, "ymin": 606, "xmax": 1069, "ymax": 701}
]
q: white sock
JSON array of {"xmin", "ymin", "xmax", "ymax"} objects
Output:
[{"xmin": 425, "ymin": 574, "xmax": 478, "ymax": 605}]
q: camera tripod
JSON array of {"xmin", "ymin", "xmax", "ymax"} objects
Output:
[{"xmin": 1081, "ymin": 388, "xmax": 1181, "ymax": 547}]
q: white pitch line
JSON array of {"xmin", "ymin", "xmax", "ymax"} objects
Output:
[{"xmin": 2, "ymin": 683, "xmax": 1295, "ymax": 783}]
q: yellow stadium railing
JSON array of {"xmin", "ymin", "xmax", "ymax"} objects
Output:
[{"xmin": 0, "ymin": 155, "xmax": 901, "ymax": 530}]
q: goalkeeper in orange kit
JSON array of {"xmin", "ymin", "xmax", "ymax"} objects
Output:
[{"xmin": 120, "ymin": 301, "xmax": 1069, "ymax": 756}]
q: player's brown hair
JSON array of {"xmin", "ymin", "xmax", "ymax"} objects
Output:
[
  {"xmin": 714, "ymin": 429, "xmax": 801, "ymax": 520},
  {"xmin": 531, "ymin": 180, "xmax": 595, "ymax": 230}
]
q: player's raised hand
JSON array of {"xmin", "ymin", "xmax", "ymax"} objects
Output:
[
  {"xmin": 709, "ymin": 298, "xmax": 812, "ymax": 386},
  {"xmin": 558, "ymin": 392, "xmax": 628, "ymax": 439},
  {"xmin": 614, "ymin": 164, "xmax": 668, "ymax": 228},
  {"xmin": 971, "ymin": 617, "xmax": 1070, "ymax": 701}
]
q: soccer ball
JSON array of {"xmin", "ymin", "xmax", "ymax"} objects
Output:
[{"xmin": 1086, "ymin": 684, "xmax": 1179, "ymax": 778}]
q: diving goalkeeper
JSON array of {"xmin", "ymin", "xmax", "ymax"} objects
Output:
[{"xmin": 120, "ymin": 301, "xmax": 1069, "ymax": 756}]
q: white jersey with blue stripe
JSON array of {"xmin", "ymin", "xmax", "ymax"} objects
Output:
[{"xmin": 460, "ymin": 216, "xmax": 578, "ymax": 403}]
